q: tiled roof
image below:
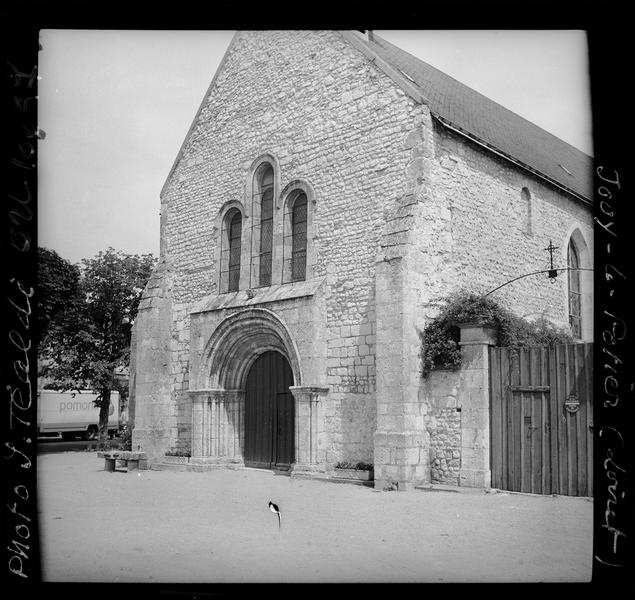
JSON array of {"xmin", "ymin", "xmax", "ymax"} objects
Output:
[{"xmin": 361, "ymin": 33, "xmax": 593, "ymax": 202}]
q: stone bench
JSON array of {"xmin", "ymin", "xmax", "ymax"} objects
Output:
[{"xmin": 98, "ymin": 451, "xmax": 147, "ymax": 472}]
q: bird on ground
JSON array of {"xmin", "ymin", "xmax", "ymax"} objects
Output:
[{"xmin": 268, "ymin": 500, "xmax": 281, "ymax": 529}]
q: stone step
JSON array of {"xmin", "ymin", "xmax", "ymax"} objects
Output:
[
  {"xmin": 415, "ymin": 483, "xmax": 484, "ymax": 494},
  {"xmin": 324, "ymin": 477, "xmax": 374, "ymax": 488},
  {"xmin": 150, "ymin": 462, "xmax": 189, "ymax": 472}
]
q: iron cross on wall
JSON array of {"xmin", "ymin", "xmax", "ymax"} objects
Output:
[{"xmin": 545, "ymin": 240, "xmax": 558, "ymax": 280}]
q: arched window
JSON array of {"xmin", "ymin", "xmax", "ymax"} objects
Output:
[
  {"xmin": 251, "ymin": 164, "xmax": 274, "ymax": 288},
  {"xmin": 521, "ymin": 187, "xmax": 532, "ymax": 235},
  {"xmin": 567, "ymin": 239, "xmax": 582, "ymax": 338},
  {"xmin": 220, "ymin": 208, "xmax": 242, "ymax": 293},
  {"xmin": 283, "ymin": 190, "xmax": 307, "ymax": 282}
]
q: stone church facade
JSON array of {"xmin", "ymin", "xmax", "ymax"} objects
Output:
[{"xmin": 130, "ymin": 30, "xmax": 593, "ymax": 490}]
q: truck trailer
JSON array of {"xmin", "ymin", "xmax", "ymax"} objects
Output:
[{"xmin": 37, "ymin": 389, "xmax": 120, "ymax": 440}]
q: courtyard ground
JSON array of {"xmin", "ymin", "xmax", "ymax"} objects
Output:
[{"xmin": 36, "ymin": 452, "xmax": 593, "ymax": 584}]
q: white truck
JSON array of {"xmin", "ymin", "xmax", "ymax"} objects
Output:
[{"xmin": 37, "ymin": 389, "xmax": 120, "ymax": 440}]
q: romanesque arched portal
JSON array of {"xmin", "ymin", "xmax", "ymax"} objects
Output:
[{"xmin": 189, "ymin": 308, "xmax": 327, "ymax": 474}]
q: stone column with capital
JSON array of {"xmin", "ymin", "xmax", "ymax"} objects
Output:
[
  {"xmin": 289, "ymin": 386, "xmax": 328, "ymax": 476},
  {"xmin": 222, "ymin": 389, "xmax": 245, "ymax": 465},
  {"xmin": 189, "ymin": 389, "xmax": 245, "ymax": 468},
  {"xmin": 456, "ymin": 324, "xmax": 496, "ymax": 488},
  {"xmin": 190, "ymin": 391, "xmax": 209, "ymax": 460}
]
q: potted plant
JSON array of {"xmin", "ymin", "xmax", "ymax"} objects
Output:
[
  {"xmin": 163, "ymin": 448, "xmax": 191, "ymax": 464},
  {"xmin": 333, "ymin": 461, "xmax": 374, "ymax": 481}
]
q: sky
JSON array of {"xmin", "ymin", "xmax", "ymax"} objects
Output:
[{"xmin": 37, "ymin": 30, "xmax": 593, "ymax": 265}]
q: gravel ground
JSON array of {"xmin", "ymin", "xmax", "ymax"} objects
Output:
[{"xmin": 36, "ymin": 452, "xmax": 593, "ymax": 583}]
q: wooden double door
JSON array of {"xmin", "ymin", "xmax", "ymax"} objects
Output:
[{"xmin": 244, "ymin": 351, "xmax": 295, "ymax": 470}]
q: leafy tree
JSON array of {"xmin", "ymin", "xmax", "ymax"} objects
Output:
[
  {"xmin": 40, "ymin": 247, "xmax": 156, "ymax": 447},
  {"xmin": 37, "ymin": 247, "xmax": 81, "ymax": 343}
]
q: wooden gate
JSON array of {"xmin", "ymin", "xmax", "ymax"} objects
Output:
[
  {"xmin": 244, "ymin": 351, "xmax": 295, "ymax": 470},
  {"xmin": 489, "ymin": 343, "xmax": 593, "ymax": 496}
]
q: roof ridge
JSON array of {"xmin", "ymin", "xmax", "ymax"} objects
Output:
[
  {"xmin": 358, "ymin": 31, "xmax": 592, "ymax": 201},
  {"xmin": 370, "ymin": 32, "xmax": 591, "ymax": 161}
]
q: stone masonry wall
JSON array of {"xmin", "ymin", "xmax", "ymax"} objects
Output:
[
  {"xmin": 131, "ymin": 263, "xmax": 178, "ymax": 461},
  {"xmin": 429, "ymin": 409, "xmax": 461, "ymax": 485},
  {"xmin": 373, "ymin": 103, "xmax": 437, "ymax": 490},
  {"xmin": 429, "ymin": 123, "xmax": 593, "ymax": 331},
  {"xmin": 156, "ymin": 30, "xmax": 423, "ymax": 464},
  {"xmin": 420, "ymin": 370, "xmax": 462, "ymax": 485}
]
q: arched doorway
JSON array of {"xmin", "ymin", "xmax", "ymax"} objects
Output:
[
  {"xmin": 244, "ymin": 351, "xmax": 295, "ymax": 470},
  {"xmin": 190, "ymin": 307, "xmax": 327, "ymax": 473}
]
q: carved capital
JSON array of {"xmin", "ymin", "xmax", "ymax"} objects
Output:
[
  {"xmin": 289, "ymin": 385, "xmax": 329, "ymax": 402},
  {"xmin": 189, "ymin": 389, "xmax": 213, "ymax": 404}
]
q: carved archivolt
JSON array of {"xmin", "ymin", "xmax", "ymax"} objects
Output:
[{"xmin": 201, "ymin": 307, "xmax": 302, "ymax": 389}]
